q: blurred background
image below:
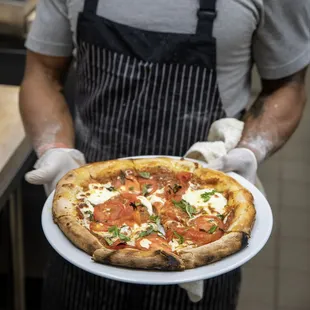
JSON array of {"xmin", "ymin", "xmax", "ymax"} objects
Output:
[{"xmin": 0, "ymin": 2, "xmax": 309, "ymax": 310}]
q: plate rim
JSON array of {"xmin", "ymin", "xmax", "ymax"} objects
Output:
[{"xmin": 41, "ymin": 155, "xmax": 273, "ymax": 285}]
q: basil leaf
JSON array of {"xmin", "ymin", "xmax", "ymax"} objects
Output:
[
  {"xmin": 119, "ymin": 233, "xmax": 130, "ymax": 242},
  {"xmin": 172, "ymin": 199, "xmax": 196, "ymax": 218},
  {"xmin": 104, "ymin": 237, "xmax": 114, "ymax": 246},
  {"xmin": 208, "ymin": 225, "xmax": 217, "ymax": 234},
  {"xmin": 142, "ymin": 184, "xmax": 151, "ymax": 196},
  {"xmin": 139, "ymin": 226, "xmax": 154, "ymax": 238},
  {"xmin": 84, "ymin": 210, "xmax": 94, "ymax": 221},
  {"xmin": 129, "ymin": 186, "xmax": 134, "ymax": 191},
  {"xmin": 150, "ymin": 214, "xmax": 160, "ymax": 226},
  {"xmin": 139, "ymin": 171, "xmax": 151, "ymax": 179},
  {"xmin": 107, "ymin": 186, "xmax": 116, "ymax": 192},
  {"xmin": 173, "ymin": 231, "xmax": 184, "ymax": 244},
  {"xmin": 216, "ymin": 214, "xmax": 225, "ymax": 220},
  {"xmin": 200, "ymin": 190, "xmax": 217, "ymax": 202},
  {"xmin": 108, "ymin": 225, "xmax": 119, "ymax": 238}
]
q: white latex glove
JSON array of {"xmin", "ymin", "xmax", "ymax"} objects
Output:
[
  {"xmin": 25, "ymin": 148, "xmax": 86, "ymax": 195},
  {"xmin": 206, "ymin": 148, "xmax": 258, "ymax": 184}
]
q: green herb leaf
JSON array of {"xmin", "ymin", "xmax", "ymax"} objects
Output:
[
  {"xmin": 84, "ymin": 210, "xmax": 94, "ymax": 221},
  {"xmin": 173, "ymin": 184, "xmax": 182, "ymax": 193},
  {"xmin": 173, "ymin": 231, "xmax": 184, "ymax": 244},
  {"xmin": 150, "ymin": 214, "xmax": 160, "ymax": 226},
  {"xmin": 129, "ymin": 186, "xmax": 134, "ymax": 191},
  {"xmin": 107, "ymin": 186, "xmax": 116, "ymax": 192},
  {"xmin": 200, "ymin": 190, "xmax": 217, "ymax": 202},
  {"xmin": 142, "ymin": 184, "xmax": 151, "ymax": 196},
  {"xmin": 139, "ymin": 171, "xmax": 151, "ymax": 179},
  {"xmin": 216, "ymin": 214, "xmax": 225, "ymax": 220},
  {"xmin": 172, "ymin": 199, "xmax": 197, "ymax": 218},
  {"xmin": 119, "ymin": 233, "xmax": 130, "ymax": 242},
  {"xmin": 208, "ymin": 225, "xmax": 218, "ymax": 234},
  {"xmin": 108, "ymin": 225, "xmax": 120, "ymax": 238},
  {"xmin": 139, "ymin": 226, "xmax": 154, "ymax": 238}
]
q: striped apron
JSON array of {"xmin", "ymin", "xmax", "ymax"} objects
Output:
[{"xmin": 42, "ymin": 0, "xmax": 242, "ymax": 308}]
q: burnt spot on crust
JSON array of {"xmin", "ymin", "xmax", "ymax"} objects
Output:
[
  {"xmin": 157, "ymin": 250, "xmax": 183, "ymax": 270},
  {"xmin": 240, "ymin": 232, "xmax": 249, "ymax": 249}
]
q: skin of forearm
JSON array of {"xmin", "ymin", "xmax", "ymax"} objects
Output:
[
  {"xmin": 19, "ymin": 52, "xmax": 74, "ymax": 156},
  {"xmin": 238, "ymin": 68, "xmax": 307, "ymax": 163}
]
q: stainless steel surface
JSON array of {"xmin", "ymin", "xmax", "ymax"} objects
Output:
[{"xmin": 0, "ymin": 0, "xmax": 36, "ymax": 37}]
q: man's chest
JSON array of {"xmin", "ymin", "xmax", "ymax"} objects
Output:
[{"xmin": 67, "ymin": 0, "xmax": 261, "ymax": 55}]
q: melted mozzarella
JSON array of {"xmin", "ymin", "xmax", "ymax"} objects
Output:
[
  {"xmin": 77, "ymin": 183, "xmax": 119, "ymax": 205},
  {"xmin": 137, "ymin": 196, "xmax": 154, "ymax": 215},
  {"xmin": 182, "ymin": 188, "xmax": 227, "ymax": 215},
  {"xmin": 140, "ymin": 239, "xmax": 152, "ymax": 249}
]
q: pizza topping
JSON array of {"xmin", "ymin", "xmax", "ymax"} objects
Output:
[
  {"xmin": 138, "ymin": 225, "xmax": 154, "ymax": 238},
  {"xmin": 108, "ymin": 225, "xmax": 131, "ymax": 242},
  {"xmin": 137, "ymin": 196, "xmax": 153, "ymax": 215},
  {"xmin": 182, "ymin": 187, "xmax": 227, "ymax": 215},
  {"xmin": 173, "ymin": 231, "xmax": 184, "ymax": 244},
  {"xmin": 77, "ymin": 183, "xmax": 120, "ymax": 206},
  {"xmin": 150, "ymin": 214, "xmax": 160, "ymax": 226},
  {"xmin": 200, "ymin": 190, "xmax": 217, "ymax": 202},
  {"xmin": 142, "ymin": 184, "xmax": 151, "ymax": 196},
  {"xmin": 172, "ymin": 199, "xmax": 197, "ymax": 218},
  {"xmin": 139, "ymin": 239, "xmax": 152, "ymax": 249},
  {"xmin": 138, "ymin": 171, "xmax": 151, "ymax": 179},
  {"xmin": 169, "ymin": 184, "xmax": 182, "ymax": 194},
  {"xmin": 216, "ymin": 214, "xmax": 225, "ymax": 220},
  {"xmin": 208, "ymin": 225, "xmax": 218, "ymax": 234}
]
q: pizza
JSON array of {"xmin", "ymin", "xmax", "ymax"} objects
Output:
[{"xmin": 52, "ymin": 157, "xmax": 255, "ymax": 270}]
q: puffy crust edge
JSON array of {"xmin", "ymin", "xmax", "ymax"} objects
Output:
[
  {"xmin": 93, "ymin": 247, "xmax": 185, "ymax": 271},
  {"xmin": 55, "ymin": 215, "xmax": 103, "ymax": 255},
  {"xmin": 179, "ymin": 232, "xmax": 248, "ymax": 269}
]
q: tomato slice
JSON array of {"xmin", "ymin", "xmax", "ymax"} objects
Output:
[
  {"xmin": 138, "ymin": 178, "xmax": 158, "ymax": 195},
  {"xmin": 191, "ymin": 215, "xmax": 224, "ymax": 232},
  {"xmin": 176, "ymin": 172, "xmax": 192, "ymax": 183},
  {"xmin": 135, "ymin": 233, "xmax": 171, "ymax": 252},
  {"xmin": 89, "ymin": 222, "xmax": 109, "ymax": 232}
]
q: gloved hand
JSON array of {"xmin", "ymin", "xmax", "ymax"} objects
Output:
[
  {"xmin": 25, "ymin": 148, "xmax": 86, "ymax": 195},
  {"xmin": 206, "ymin": 147, "xmax": 258, "ymax": 184}
]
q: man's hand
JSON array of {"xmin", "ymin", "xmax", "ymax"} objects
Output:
[
  {"xmin": 25, "ymin": 148, "xmax": 86, "ymax": 195},
  {"xmin": 238, "ymin": 67, "xmax": 308, "ymax": 163},
  {"xmin": 206, "ymin": 148, "xmax": 257, "ymax": 184}
]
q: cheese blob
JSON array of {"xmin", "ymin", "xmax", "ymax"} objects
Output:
[
  {"xmin": 77, "ymin": 183, "xmax": 119, "ymax": 205},
  {"xmin": 182, "ymin": 188, "xmax": 227, "ymax": 215},
  {"xmin": 140, "ymin": 239, "xmax": 152, "ymax": 249},
  {"xmin": 137, "ymin": 196, "xmax": 154, "ymax": 215}
]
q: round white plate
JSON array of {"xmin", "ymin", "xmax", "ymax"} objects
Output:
[{"xmin": 41, "ymin": 156, "xmax": 273, "ymax": 285}]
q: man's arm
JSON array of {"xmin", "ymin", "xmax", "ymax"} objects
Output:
[
  {"xmin": 19, "ymin": 50, "xmax": 74, "ymax": 156},
  {"xmin": 238, "ymin": 67, "xmax": 307, "ymax": 163}
]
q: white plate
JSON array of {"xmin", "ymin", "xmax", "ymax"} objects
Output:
[{"xmin": 41, "ymin": 156, "xmax": 273, "ymax": 285}]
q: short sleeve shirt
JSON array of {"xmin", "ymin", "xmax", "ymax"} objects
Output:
[{"xmin": 26, "ymin": 0, "xmax": 310, "ymax": 116}]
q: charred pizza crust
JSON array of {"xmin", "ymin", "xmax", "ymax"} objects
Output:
[{"xmin": 52, "ymin": 157, "xmax": 255, "ymax": 271}]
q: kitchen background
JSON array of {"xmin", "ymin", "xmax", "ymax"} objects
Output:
[{"xmin": 0, "ymin": 2, "xmax": 309, "ymax": 309}]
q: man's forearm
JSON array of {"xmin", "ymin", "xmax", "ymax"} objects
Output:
[
  {"xmin": 238, "ymin": 68, "xmax": 307, "ymax": 163},
  {"xmin": 19, "ymin": 52, "xmax": 74, "ymax": 156}
]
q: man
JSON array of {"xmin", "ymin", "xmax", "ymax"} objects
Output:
[{"xmin": 20, "ymin": 0, "xmax": 309, "ymax": 309}]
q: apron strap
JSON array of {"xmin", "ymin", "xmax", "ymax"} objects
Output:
[
  {"xmin": 83, "ymin": 0, "xmax": 99, "ymax": 14},
  {"xmin": 196, "ymin": 0, "xmax": 217, "ymax": 36}
]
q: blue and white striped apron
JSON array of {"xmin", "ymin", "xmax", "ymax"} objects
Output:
[{"xmin": 42, "ymin": 0, "xmax": 241, "ymax": 308}]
